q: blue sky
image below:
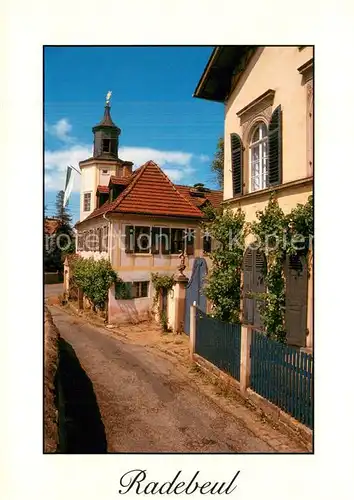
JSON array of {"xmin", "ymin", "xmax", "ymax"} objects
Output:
[{"xmin": 44, "ymin": 46, "xmax": 224, "ymax": 222}]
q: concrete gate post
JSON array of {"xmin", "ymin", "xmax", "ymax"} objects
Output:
[
  {"xmin": 240, "ymin": 324, "xmax": 252, "ymax": 395},
  {"xmin": 173, "ymin": 274, "xmax": 189, "ymax": 333}
]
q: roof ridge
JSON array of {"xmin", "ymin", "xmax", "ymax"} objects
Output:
[
  {"xmin": 109, "ymin": 161, "xmax": 150, "ymax": 211},
  {"xmin": 153, "ymin": 167, "xmax": 203, "ymax": 216}
]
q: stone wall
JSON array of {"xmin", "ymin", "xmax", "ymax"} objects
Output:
[{"xmin": 44, "ymin": 307, "xmax": 59, "ymax": 452}]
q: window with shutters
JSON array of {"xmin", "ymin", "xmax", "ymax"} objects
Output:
[
  {"xmin": 102, "ymin": 226, "xmax": 108, "ymax": 252},
  {"xmin": 134, "ymin": 226, "xmax": 151, "ymax": 253},
  {"xmin": 249, "ymin": 122, "xmax": 269, "ymax": 192},
  {"xmin": 268, "ymin": 105, "xmax": 282, "ymax": 186},
  {"xmin": 185, "ymin": 228, "xmax": 195, "ymax": 255},
  {"xmin": 171, "ymin": 228, "xmax": 184, "ymax": 254},
  {"xmin": 231, "ymin": 133, "xmax": 243, "ymax": 197},
  {"xmin": 203, "ymin": 233, "xmax": 212, "ymax": 253},
  {"xmin": 123, "ymin": 225, "xmax": 194, "ymax": 255}
]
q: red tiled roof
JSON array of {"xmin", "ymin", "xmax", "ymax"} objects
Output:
[
  {"xmin": 80, "ymin": 161, "xmax": 222, "ymax": 223},
  {"xmin": 175, "ymin": 185, "xmax": 223, "ymax": 209},
  {"xmin": 96, "ymin": 185, "xmax": 109, "ymax": 193},
  {"xmin": 109, "ymin": 176, "xmax": 131, "ymax": 186}
]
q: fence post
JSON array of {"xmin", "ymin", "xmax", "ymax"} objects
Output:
[
  {"xmin": 189, "ymin": 301, "xmax": 197, "ymax": 360},
  {"xmin": 240, "ymin": 325, "xmax": 252, "ymax": 395}
]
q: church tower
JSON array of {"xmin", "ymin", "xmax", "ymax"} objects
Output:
[
  {"xmin": 79, "ymin": 93, "xmax": 133, "ymax": 221},
  {"xmin": 92, "ymin": 100, "xmax": 121, "ymax": 158}
]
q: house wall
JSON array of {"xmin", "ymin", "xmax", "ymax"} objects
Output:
[
  {"xmin": 76, "ymin": 217, "xmax": 110, "ymax": 259},
  {"xmin": 80, "ymin": 166, "xmax": 96, "ymax": 221},
  {"xmin": 108, "ymin": 285, "xmax": 152, "ymax": 325},
  {"xmin": 224, "ymin": 46, "xmax": 313, "ymax": 203},
  {"xmin": 223, "ymin": 46, "xmax": 313, "ymax": 349},
  {"xmin": 110, "ymin": 214, "xmax": 208, "ymax": 283},
  {"xmin": 76, "ymin": 213, "xmax": 211, "ymax": 326},
  {"xmin": 79, "ymin": 160, "xmax": 119, "ymax": 221}
]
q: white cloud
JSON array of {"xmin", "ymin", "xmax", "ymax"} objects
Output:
[
  {"xmin": 197, "ymin": 154, "xmax": 210, "ymax": 162},
  {"xmin": 44, "ymin": 143, "xmax": 203, "ymax": 192},
  {"xmin": 46, "ymin": 118, "xmax": 74, "ymax": 143},
  {"xmin": 120, "ymin": 146, "xmax": 193, "ymax": 168},
  {"xmin": 45, "ymin": 144, "xmax": 92, "ymax": 192}
]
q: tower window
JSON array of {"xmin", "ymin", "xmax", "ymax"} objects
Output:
[
  {"xmin": 83, "ymin": 192, "xmax": 91, "ymax": 212},
  {"xmin": 102, "ymin": 139, "xmax": 110, "ymax": 153}
]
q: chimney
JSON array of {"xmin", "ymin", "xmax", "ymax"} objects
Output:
[{"xmin": 122, "ymin": 161, "xmax": 133, "ymax": 178}]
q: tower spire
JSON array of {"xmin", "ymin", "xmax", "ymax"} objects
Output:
[{"xmin": 92, "ymin": 91, "xmax": 121, "ymax": 158}]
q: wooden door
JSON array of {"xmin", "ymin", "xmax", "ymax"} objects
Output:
[{"xmin": 285, "ymin": 253, "xmax": 308, "ymax": 347}]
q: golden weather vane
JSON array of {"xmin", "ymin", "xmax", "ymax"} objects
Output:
[{"xmin": 105, "ymin": 90, "xmax": 112, "ymax": 106}]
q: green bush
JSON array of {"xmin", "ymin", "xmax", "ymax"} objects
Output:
[{"xmin": 71, "ymin": 257, "xmax": 117, "ymax": 310}]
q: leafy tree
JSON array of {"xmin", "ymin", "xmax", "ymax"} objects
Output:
[
  {"xmin": 203, "ymin": 206, "xmax": 247, "ymax": 323},
  {"xmin": 211, "ymin": 137, "xmax": 224, "ymax": 189},
  {"xmin": 71, "ymin": 257, "xmax": 117, "ymax": 310}
]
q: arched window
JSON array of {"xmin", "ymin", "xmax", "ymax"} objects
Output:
[{"xmin": 249, "ymin": 122, "xmax": 268, "ymax": 192}]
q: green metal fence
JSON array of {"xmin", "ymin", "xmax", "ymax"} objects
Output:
[
  {"xmin": 195, "ymin": 309, "xmax": 241, "ymax": 381},
  {"xmin": 250, "ymin": 330, "xmax": 313, "ymax": 429}
]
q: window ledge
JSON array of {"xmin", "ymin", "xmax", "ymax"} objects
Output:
[
  {"xmin": 223, "ymin": 176, "xmax": 313, "ymax": 205},
  {"xmin": 236, "ymin": 89, "xmax": 275, "ymax": 123},
  {"xmin": 297, "ymin": 58, "xmax": 313, "ymax": 83}
]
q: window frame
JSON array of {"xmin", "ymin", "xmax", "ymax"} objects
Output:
[
  {"xmin": 123, "ymin": 224, "xmax": 196, "ymax": 255},
  {"xmin": 134, "ymin": 226, "xmax": 151, "ymax": 254},
  {"xmin": 131, "ymin": 281, "xmax": 149, "ymax": 299},
  {"xmin": 83, "ymin": 192, "xmax": 92, "ymax": 212},
  {"xmin": 249, "ymin": 121, "xmax": 269, "ymax": 193}
]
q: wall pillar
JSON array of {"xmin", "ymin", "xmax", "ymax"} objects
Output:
[
  {"xmin": 189, "ymin": 301, "xmax": 197, "ymax": 360},
  {"xmin": 240, "ymin": 324, "xmax": 252, "ymax": 395},
  {"xmin": 173, "ymin": 275, "xmax": 189, "ymax": 333},
  {"xmin": 306, "ymin": 250, "xmax": 313, "ymax": 350}
]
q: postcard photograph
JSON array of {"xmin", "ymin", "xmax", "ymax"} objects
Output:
[{"xmin": 43, "ymin": 45, "xmax": 314, "ymax": 455}]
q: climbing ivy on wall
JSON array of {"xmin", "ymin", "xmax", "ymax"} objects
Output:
[
  {"xmin": 151, "ymin": 273, "xmax": 175, "ymax": 331},
  {"xmin": 203, "ymin": 194, "xmax": 313, "ymax": 342},
  {"xmin": 250, "ymin": 194, "xmax": 288, "ymax": 341},
  {"xmin": 203, "ymin": 206, "xmax": 247, "ymax": 323},
  {"xmin": 250, "ymin": 193, "xmax": 314, "ymax": 342}
]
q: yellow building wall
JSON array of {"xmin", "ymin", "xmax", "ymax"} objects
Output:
[
  {"xmin": 110, "ymin": 214, "xmax": 205, "ymax": 280},
  {"xmin": 224, "ymin": 46, "xmax": 313, "ymax": 202}
]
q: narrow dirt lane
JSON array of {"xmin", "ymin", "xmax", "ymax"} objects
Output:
[{"xmin": 51, "ymin": 306, "xmax": 306, "ymax": 453}]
